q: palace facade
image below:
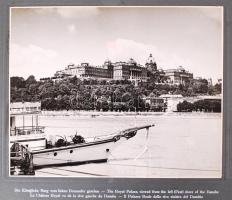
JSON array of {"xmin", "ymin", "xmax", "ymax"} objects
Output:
[
  {"xmin": 54, "ymin": 61, "xmax": 113, "ymax": 79},
  {"xmin": 53, "ymin": 54, "xmax": 193, "ymax": 85},
  {"xmin": 164, "ymin": 66, "xmax": 193, "ymax": 85},
  {"xmin": 113, "ymin": 58, "xmax": 147, "ymax": 81}
]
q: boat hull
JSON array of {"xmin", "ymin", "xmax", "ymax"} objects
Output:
[{"xmin": 32, "ymin": 138, "xmax": 119, "ymax": 167}]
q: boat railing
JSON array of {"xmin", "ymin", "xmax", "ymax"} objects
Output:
[{"xmin": 10, "ymin": 126, "xmax": 45, "ymax": 136}]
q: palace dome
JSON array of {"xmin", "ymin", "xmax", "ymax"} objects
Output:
[{"xmin": 128, "ymin": 58, "xmax": 137, "ymax": 65}]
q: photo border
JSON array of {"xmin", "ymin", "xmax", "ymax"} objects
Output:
[{"xmin": 1, "ymin": 0, "xmax": 232, "ymax": 199}]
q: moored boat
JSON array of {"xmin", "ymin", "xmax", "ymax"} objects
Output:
[
  {"xmin": 10, "ymin": 102, "xmax": 155, "ymax": 175},
  {"xmin": 10, "ymin": 124, "xmax": 154, "ymax": 175}
]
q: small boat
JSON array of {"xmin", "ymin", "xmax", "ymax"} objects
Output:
[{"xmin": 10, "ymin": 102, "xmax": 155, "ymax": 175}]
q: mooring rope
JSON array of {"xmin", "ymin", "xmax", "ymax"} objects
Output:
[
  {"xmin": 50, "ymin": 167, "xmax": 107, "ymax": 177},
  {"xmin": 107, "ymin": 163, "xmax": 220, "ymax": 172},
  {"xmin": 36, "ymin": 170, "xmax": 69, "ymax": 176}
]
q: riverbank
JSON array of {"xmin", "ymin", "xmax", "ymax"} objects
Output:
[
  {"xmin": 41, "ymin": 110, "xmax": 165, "ymax": 117},
  {"xmin": 41, "ymin": 110, "xmax": 221, "ymax": 117}
]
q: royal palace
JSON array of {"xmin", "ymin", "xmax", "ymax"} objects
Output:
[{"xmin": 52, "ymin": 54, "xmax": 193, "ymax": 85}]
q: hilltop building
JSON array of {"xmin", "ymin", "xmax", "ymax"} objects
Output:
[
  {"xmin": 145, "ymin": 54, "xmax": 166, "ymax": 82},
  {"xmin": 145, "ymin": 53, "xmax": 157, "ymax": 72},
  {"xmin": 164, "ymin": 66, "xmax": 193, "ymax": 85},
  {"xmin": 113, "ymin": 58, "xmax": 147, "ymax": 81},
  {"xmin": 54, "ymin": 61, "xmax": 113, "ymax": 79},
  {"xmin": 54, "ymin": 58, "xmax": 148, "ymax": 83},
  {"xmin": 51, "ymin": 54, "xmax": 193, "ymax": 85}
]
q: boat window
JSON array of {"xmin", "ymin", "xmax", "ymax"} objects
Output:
[{"xmin": 54, "ymin": 152, "xmax": 57, "ymax": 156}]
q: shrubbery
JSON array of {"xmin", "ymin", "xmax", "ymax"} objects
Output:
[{"xmin": 177, "ymin": 100, "xmax": 221, "ymax": 112}]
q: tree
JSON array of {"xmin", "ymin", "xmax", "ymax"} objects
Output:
[
  {"xmin": 59, "ymin": 83, "xmax": 70, "ymax": 95},
  {"xmin": 214, "ymin": 83, "xmax": 222, "ymax": 94},
  {"xmin": 70, "ymin": 76, "xmax": 81, "ymax": 85},
  {"xmin": 122, "ymin": 92, "xmax": 132, "ymax": 102},
  {"xmin": 193, "ymin": 99, "xmax": 221, "ymax": 112},
  {"xmin": 177, "ymin": 100, "xmax": 194, "ymax": 112},
  {"xmin": 11, "ymin": 77, "xmax": 25, "ymax": 88},
  {"xmin": 41, "ymin": 98, "xmax": 57, "ymax": 110},
  {"xmin": 26, "ymin": 75, "xmax": 37, "ymax": 86}
]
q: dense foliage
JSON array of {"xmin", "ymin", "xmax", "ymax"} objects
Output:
[
  {"xmin": 10, "ymin": 75, "xmax": 222, "ymax": 111},
  {"xmin": 177, "ymin": 100, "xmax": 221, "ymax": 112}
]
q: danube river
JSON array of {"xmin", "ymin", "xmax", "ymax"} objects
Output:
[{"xmin": 16, "ymin": 112, "xmax": 222, "ymax": 178}]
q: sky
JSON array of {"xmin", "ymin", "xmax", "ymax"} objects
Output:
[{"xmin": 10, "ymin": 6, "xmax": 223, "ymax": 83}]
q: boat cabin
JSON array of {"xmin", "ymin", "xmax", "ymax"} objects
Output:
[
  {"xmin": 10, "ymin": 102, "xmax": 44, "ymax": 136},
  {"xmin": 10, "ymin": 102, "xmax": 46, "ymax": 151}
]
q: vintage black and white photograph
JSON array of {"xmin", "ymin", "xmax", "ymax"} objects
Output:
[{"xmin": 9, "ymin": 6, "xmax": 223, "ymax": 178}]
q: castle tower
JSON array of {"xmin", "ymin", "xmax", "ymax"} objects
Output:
[{"xmin": 145, "ymin": 53, "xmax": 157, "ymax": 72}]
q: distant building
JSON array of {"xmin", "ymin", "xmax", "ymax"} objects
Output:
[
  {"xmin": 52, "ymin": 54, "xmax": 194, "ymax": 85},
  {"xmin": 164, "ymin": 66, "xmax": 193, "ymax": 85},
  {"xmin": 145, "ymin": 54, "xmax": 167, "ymax": 82},
  {"xmin": 144, "ymin": 96, "xmax": 167, "ymax": 112},
  {"xmin": 55, "ymin": 62, "xmax": 113, "ymax": 79},
  {"xmin": 145, "ymin": 53, "xmax": 157, "ymax": 72},
  {"xmin": 192, "ymin": 77, "xmax": 209, "ymax": 86},
  {"xmin": 113, "ymin": 58, "xmax": 147, "ymax": 82},
  {"xmin": 54, "ymin": 58, "xmax": 147, "ymax": 82},
  {"xmin": 10, "ymin": 102, "xmax": 41, "ymax": 115}
]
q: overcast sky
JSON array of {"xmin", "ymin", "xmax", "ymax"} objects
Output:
[{"xmin": 10, "ymin": 6, "xmax": 223, "ymax": 82}]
